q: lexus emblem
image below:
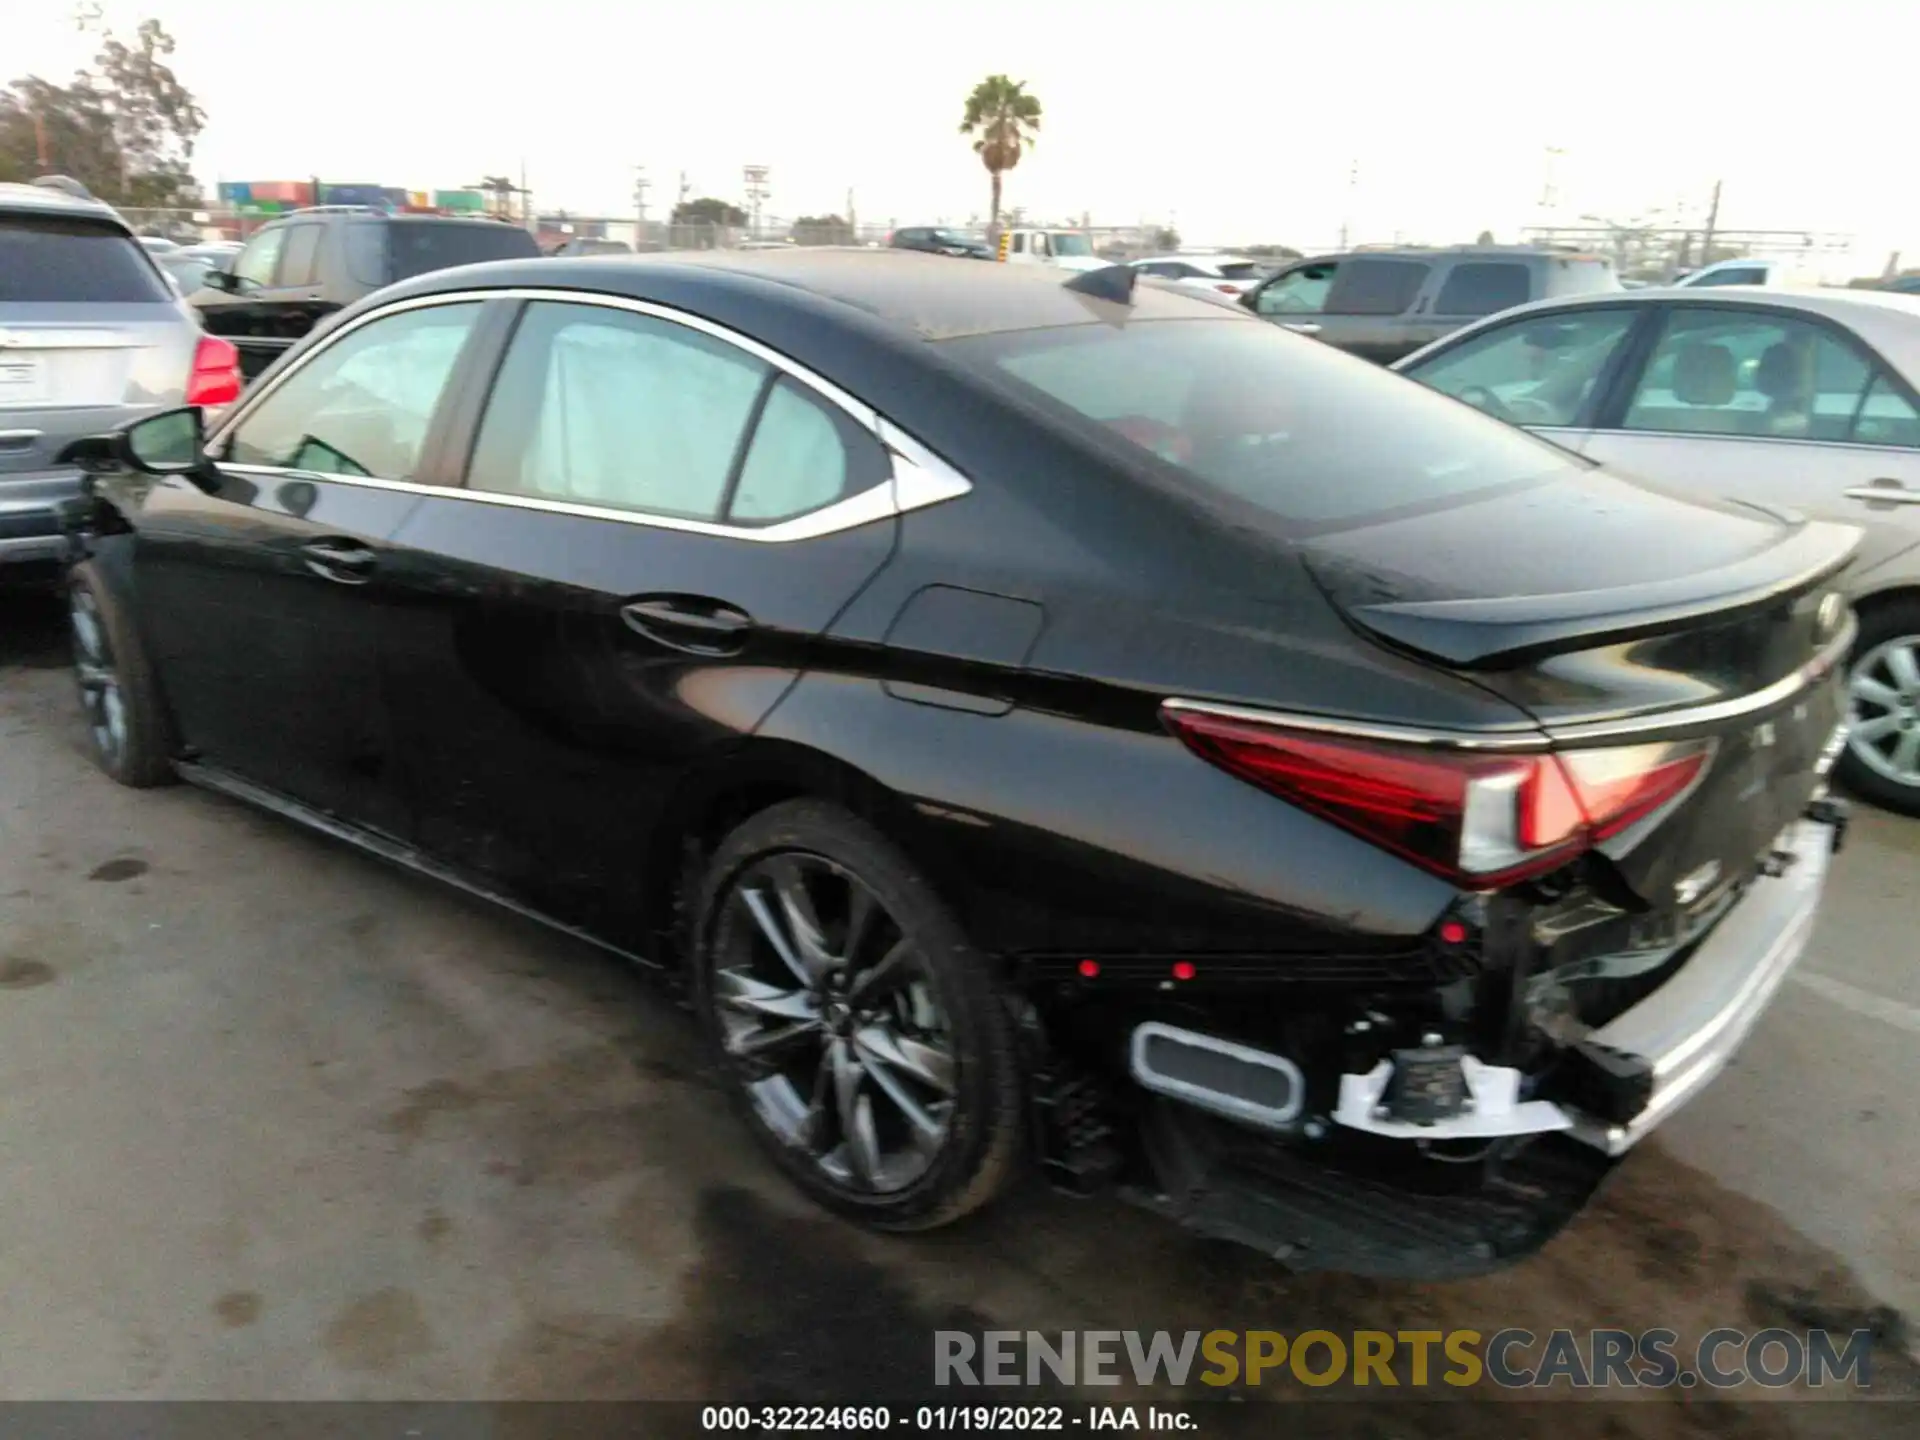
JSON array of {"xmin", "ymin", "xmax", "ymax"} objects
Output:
[{"xmin": 1817, "ymin": 592, "xmax": 1845, "ymax": 638}]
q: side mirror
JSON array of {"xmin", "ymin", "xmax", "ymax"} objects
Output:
[
  {"xmin": 201, "ymin": 269, "xmax": 237, "ymax": 293},
  {"xmin": 57, "ymin": 407, "xmax": 214, "ymax": 483},
  {"xmin": 124, "ymin": 406, "xmax": 210, "ymax": 475},
  {"xmin": 1239, "ymin": 289, "xmax": 1259, "ymax": 311}
]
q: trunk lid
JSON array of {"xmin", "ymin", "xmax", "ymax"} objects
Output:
[{"xmin": 1296, "ymin": 469, "xmax": 1858, "ymax": 911}]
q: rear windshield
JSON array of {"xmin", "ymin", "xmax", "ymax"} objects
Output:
[
  {"xmin": 0, "ymin": 214, "xmax": 172, "ymax": 303},
  {"xmin": 943, "ymin": 319, "xmax": 1577, "ymax": 529},
  {"xmin": 1216, "ymin": 262, "xmax": 1262, "ymax": 280},
  {"xmin": 346, "ymin": 218, "xmax": 540, "ymax": 285}
]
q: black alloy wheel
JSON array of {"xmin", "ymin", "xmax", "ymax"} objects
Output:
[{"xmin": 694, "ymin": 800, "xmax": 1022, "ymax": 1229}]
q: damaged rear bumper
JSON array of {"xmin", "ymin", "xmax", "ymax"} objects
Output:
[{"xmin": 1117, "ymin": 808, "xmax": 1843, "ymax": 1277}]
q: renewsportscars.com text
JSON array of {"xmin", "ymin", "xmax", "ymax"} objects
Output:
[{"xmin": 933, "ymin": 1328, "xmax": 1876, "ymax": 1390}]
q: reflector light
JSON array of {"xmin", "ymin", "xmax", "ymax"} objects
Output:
[
  {"xmin": 1077, "ymin": 959, "xmax": 1101, "ymax": 979},
  {"xmin": 1161, "ymin": 704, "xmax": 1714, "ymax": 889},
  {"xmin": 1171, "ymin": 961, "xmax": 1197, "ymax": 981},
  {"xmin": 1438, "ymin": 920, "xmax": 1469, "ymax": 945}
]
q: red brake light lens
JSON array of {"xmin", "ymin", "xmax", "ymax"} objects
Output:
[
  {"xmin": 1161, "ymin": 706, "xmax": 1713, "ymax": 888},
  {"xmin": 185, "ymin": 335, "xmax": 242, "ymax": 408}
]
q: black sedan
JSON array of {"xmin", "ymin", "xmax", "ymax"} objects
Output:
[{"xmin": 58, "ymin": 251, "xmax": 1856, "ymax": 1278}]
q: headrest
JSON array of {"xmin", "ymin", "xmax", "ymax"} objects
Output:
[{"xmin": 1673, "ymin": 342, "xmax": 1737, "ymax": 406}]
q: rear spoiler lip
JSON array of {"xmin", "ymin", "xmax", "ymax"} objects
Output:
[{"xmin": 1341, "ymin": 518, "xmax": 1862, "ymax": 670}]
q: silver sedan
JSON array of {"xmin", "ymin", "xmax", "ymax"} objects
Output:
[{"xmin": 1395, "ymin": 285, "xmax": 1920, "ymax": 814}]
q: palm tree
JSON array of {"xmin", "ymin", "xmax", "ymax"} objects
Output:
[{"xmin": 959, "ymin": 75, "xmax": 1041, "ymax": 236}]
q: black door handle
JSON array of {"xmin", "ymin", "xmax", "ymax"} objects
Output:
[
  {"xmin": 300, "ymin": 538, "xmax": 376, "ymax": 584},
  {"xmin": 621, "ymin": 596, "xmax": 755, "ymax": 654}
]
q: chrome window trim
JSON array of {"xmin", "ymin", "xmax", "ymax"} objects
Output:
[
  {"xmin": 1161, "ymin": 615, "xmax": 1856, "ymax": 751},
  {"xmin": 204, "ymin": 286, "xmax": 973, "ymax": 543}
]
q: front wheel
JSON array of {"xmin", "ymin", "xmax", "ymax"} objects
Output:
[
  {"xmin": 67, "ymin": 560, "xmax": 176, "ymax": 788},
  {"xmin": 1839, "ymin": 598, "xmax": 1920, "ymax": 817},
  {"xmin": 692, "ymin": 799, "xmax": 1024, "ymax": 1230}
]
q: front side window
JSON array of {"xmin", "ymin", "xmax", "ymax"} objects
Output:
[
  {"xmin": 946, "ymin": 317, "xmax": 1577, "ymax": 531},
  {"xmin": 222, "ymin": 302, "xmax": 481, "ymax": 478},
  {"xmin": 1405, "ymin": 308, "xmax": 1637, "ymax": 427},
  {"xmin": 1853, "ymin": 376, "xmax": 1920, "ymax": 449},
  {"xmin": 1324, "ymin": 258, "xmax": 1430, "ymax": 317},
  {"xmin": 232, "ymin": 228, "xmax": 285, "ymax": 288},
  {"xmin": 467, "ymin": 301, "xmax": 770, "ymax": 522},
  {"xmin": 276, "ymin": 224, "xmax": 323, "ymax": 287},
  {"xmin": 1622, "ymin": 308, "xmax": 1898, "ymax": 443},
  {"xmin": 1255, "ymin": 262, "xmax": 1337, "ymax": 315}
]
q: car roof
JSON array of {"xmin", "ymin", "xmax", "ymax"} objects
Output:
[
  {"xmin": 376, "ymin": 246, "xmax": 1250, "ymax": 341},
  {"xmin": 0, "ymin": 180, "xmax": 130, "ymax": 229},
  {"xmin": 1406, "ymin": 285, "xmax": 1920, "ymax": 378}
]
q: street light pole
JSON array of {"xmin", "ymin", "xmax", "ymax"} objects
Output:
[{"xmin": 633, "ymin": 165, "xmax": 650, "ymax": 247}]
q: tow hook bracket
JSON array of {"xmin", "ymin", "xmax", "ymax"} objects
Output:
[
  {"xmin": 1333, "ymin": 1055, "xmax": 1572, "ymax": 1141},
  {"xmin": 1382, "ymin": 1044, "xmax": 1470, "ymax": 1123},
  {"xmin": 1805, "ymin": 796, "xmax": 1849, "ymax": 855}
]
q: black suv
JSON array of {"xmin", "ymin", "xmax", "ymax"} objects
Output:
[
  {"xmin": 194, "ymin": 207, "xmax": 542, "ymax": 379},
  {"xmin": 886, "ymin": 226, "xmax": 994, "ymax": 260},
  {"xmin": 1241, "ymin": 245, "xmax": 1622, "ymax": 364}
]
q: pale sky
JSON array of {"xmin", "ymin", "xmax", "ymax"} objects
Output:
[{"xmin": 12, "ymin": 0, "xmax": 1915, "ymax": 270}]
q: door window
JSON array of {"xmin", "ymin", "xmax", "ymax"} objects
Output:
[
  {"xmin": 232, "ymin": 228, "xmax": 285, "ymax": 288},
  {"xmin": 1255, "ymin": 262, "xmax": 1337, "ymax": 315},
  {"xmin": 222, "ymin": 302, "xmax": 482, "ymax": 478},
  {"xmin": 1324, "ymin": 258, "xmax": 1430, "ymax": 316},
  {"xmin": 1403, "ymin": 309, "xmax": 1637, "ymax": 427},
  {"xmin": 276, "ymin": 224, "xmax": 323, "ymax": 287},
  {"xmin": 467, "ymin": 301, "xmax": 771, "ymax": 522},
  {"xmin": 1432, "ymin": 262, "xmax": 1531, "ymax": 317},
  {"xmin": 1621, "ymin": 308, "xmax": 1903, "ymax": 443}
]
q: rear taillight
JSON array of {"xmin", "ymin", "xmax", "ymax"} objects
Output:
[
  {"xmin": 1215, "ymin": 283, "xmax": 1239, "ymax": 294},
  {"xmin": 185, "ymin": 334, "xmax": 241, "ymax": 407},
  {"xmin": 1161, "ymin": 705, "xmax": 1713, "ymax": 888}
]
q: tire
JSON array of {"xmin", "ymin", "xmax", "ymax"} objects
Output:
[
  {"xmin": 692, "ymin": 798, "xmax": 1024, "ymax": 1230},
  {"xmin": 67, "ymin": 560, "xmax": 177, "ymax": 788},
  {"xmin": 1837, "ymin": 595, "xmax": 1920, "ymax": 817}
]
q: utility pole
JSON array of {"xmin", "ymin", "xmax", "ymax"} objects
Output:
[
  {"xmin": 1339, "ymin": 158, "xmax": 1359, "ymax": 251},
  {"xmin": 742, "ymin": 165, "xmax": 771, "ymax": 239},
  {"xmin": 633, "ymin": 165, "xmax": 650, "ymax": 246},
  {"xmin": 846, "ymin": 187, "xmax": 856, "ymax": 238},
  {"xmin": 1701, "ymin": 179, "xmax": 1722, "ymax": 262}
]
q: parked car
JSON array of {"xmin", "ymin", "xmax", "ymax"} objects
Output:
[
  {"xmin": 158, "ymin": 241, "xmax": 244, "ymax": 298},
  {"xmin": 551, "ymin": 236, "xmax": 634, "ymax": 257},
  {"xmin": 1128, "ymin": 253, "xmax": 1268, "ymax": 298},
  {"xmin": 0, "ymin": 181, "xmax": 238, "ymax": 574},
  {"xmin": 1396, "ymin": 286, "xmax": 1920, "ymax": 814},
  {"xmin": 192, "ymin": 206, "xmax": 542, "ymax": 381},
  {"xmin": 997, "ymin": 227, "xmax": 1110, "ymax": 273},
  {"xmin": 59, "ymin": 251, "xmax": 1854, "ymax": 1279},
  {"xmin": 1240, "ymin": 245, "xmax": 1622, "ymax": 364},
  {"xmin": 1672, "ymin": 257, "xmax": 1820, "ymax": 288},
  {"xmin": 886, "ymin": 227, "xmax": 994, "ymax": 261},
  {"xmin": 1883, "ymin": 275, "xmax": 1920, "ymax": 296}
]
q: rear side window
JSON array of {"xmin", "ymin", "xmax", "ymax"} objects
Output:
[
  {"xmin": 1324, "ymin": 258, "xmax": 1429, "ymax": 316},
  {"xmin": 384, "ymin": 221, "xmax": 540, "ymax": 282},
  {"xmin": 0, "ymin": 215, "xmax": 171, "ymax": 302},
  {"xmin": 468, "ymin": 301, "xmax": 769, "ymax": 521},
  {"xmin": 946, "ymin": 318, "xmax": 1574, "ymax": 530},
  {"xmin": 1433, "ymin": 262, "xmax": 1530, "ymax": 317},
  {"xmin": 1542, "ymin": 259, "xmax": 1620, "ymax": 298}
]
